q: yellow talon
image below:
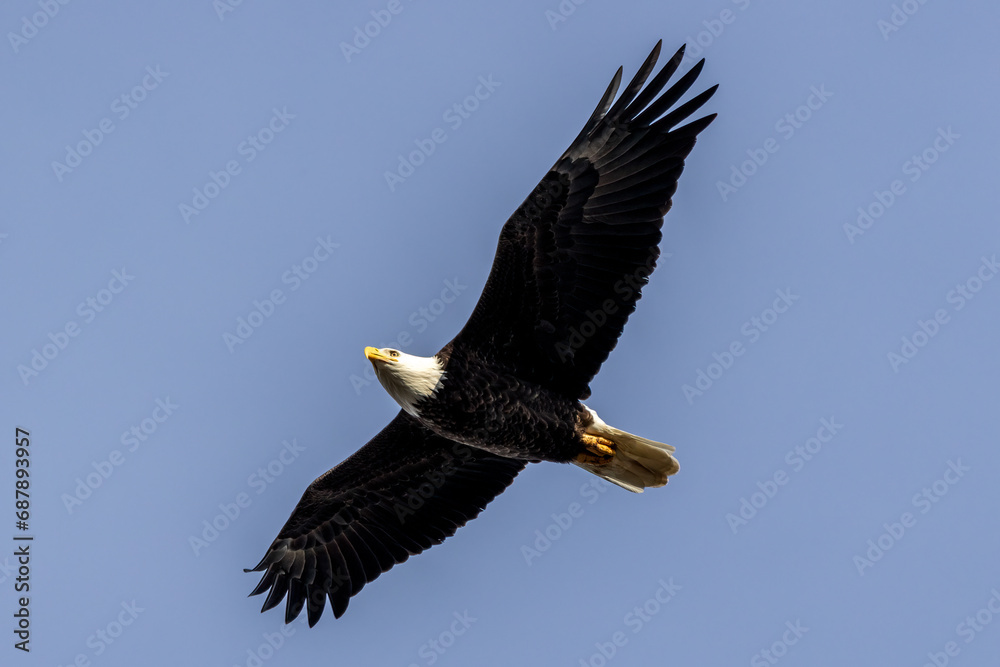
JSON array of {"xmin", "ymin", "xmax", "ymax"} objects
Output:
[{"xmin": 581, "ymin": 434, "xmax": 615, "ymax": 458}]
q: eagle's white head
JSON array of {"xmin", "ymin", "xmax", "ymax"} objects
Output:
[{"xmin": 364, "ymin": 346, "xmax": 446, "ymax": 417}]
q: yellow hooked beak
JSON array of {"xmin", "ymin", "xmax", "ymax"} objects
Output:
[{"xmin": 364, "ymin": 346, "xmax": 395, "ymax": 363}]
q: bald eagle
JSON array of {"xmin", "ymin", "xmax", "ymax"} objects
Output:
[{"xmin": 248, "ymin": 41, "xmax": 716, "ymax": 626}]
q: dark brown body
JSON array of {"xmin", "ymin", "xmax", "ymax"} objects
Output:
[{"xmin": 414, "ymin": 346, "xmax": 586, "ymax": 462}]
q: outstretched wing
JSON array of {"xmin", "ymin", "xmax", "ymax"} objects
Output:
[
  {"xmin": 247, "ymin": 411, "xmax": 525, "ymax": 626},
  {"xmin": 451, "ymin": 41, "xmax": 717, "ymax": 399}
]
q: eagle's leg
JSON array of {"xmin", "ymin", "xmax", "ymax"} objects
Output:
[
  {"xmin": 570, "ymin": 409, "xmax": 677, "ymax": 491},
  {"xmin": 574, "ymin": 433, "xmax": 616, "ymax": 464}
]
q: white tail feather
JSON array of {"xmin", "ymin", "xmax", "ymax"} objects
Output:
[{"xmin": 572, "ymin": 407, "xmax": 679, "ymax": 493}]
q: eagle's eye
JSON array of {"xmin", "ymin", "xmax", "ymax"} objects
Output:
[{"xmin": 389, "ymin": 350, "xmax": 399, "ymax": 358}]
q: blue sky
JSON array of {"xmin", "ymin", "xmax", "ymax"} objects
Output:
[{"xmin": 3, "ymin": 1, "xmax": 999, "ymax": 665}]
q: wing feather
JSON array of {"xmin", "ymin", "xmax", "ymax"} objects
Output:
[
  {"xmin": 248, "ymin": 411, "xmax": 525, "ymax": 625},
  {"xmin": 451, "ymin": 41, "xmax": 716, "ymax": 398}
]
